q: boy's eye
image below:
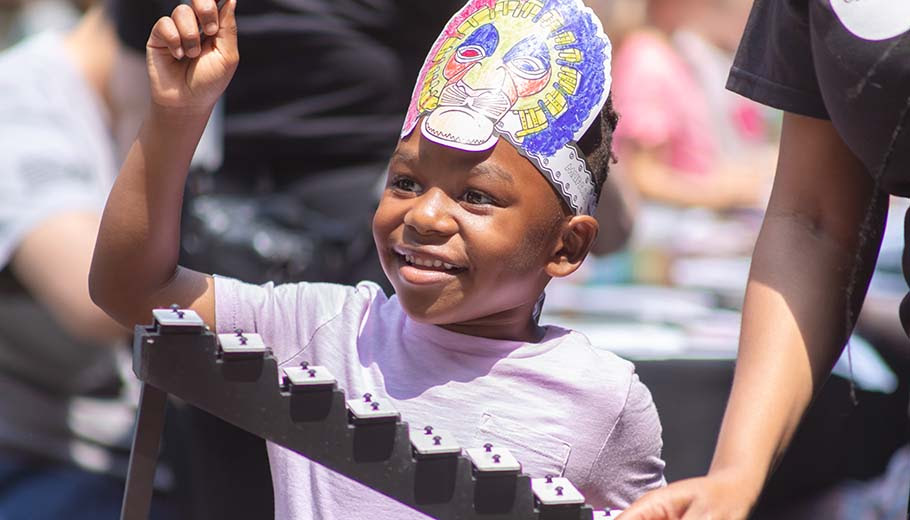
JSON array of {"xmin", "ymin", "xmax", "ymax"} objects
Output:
[
  {"xmin": 391, "ymin": 176, "xmax": 422, "ymax": 193},
  {"xmin": 463, "ymin": 189, "xmax": 495, "ymax": 205}
]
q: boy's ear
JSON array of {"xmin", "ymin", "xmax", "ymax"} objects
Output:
[{"xmin": 545, "ymin": 215, "xmax": 599, "ymax": 278}]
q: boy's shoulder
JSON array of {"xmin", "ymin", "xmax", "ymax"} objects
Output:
[
  {"xmin": 215, "ymin": 276, "xmax": 386, "ymax": 308},
  {"xmin": 214, "ymin": 276, "xmax": 405, "ymax": 365},
  {"xmin": 214, "ymin": 276, "xmax": 393, "ymax": 336},
  {"xmin": 525, "ymin": 326, "xmax": 648, "ymax": 424},
  {"xmin": 544, "ymin": 326, "xmax": 637, "ymax": 381}
]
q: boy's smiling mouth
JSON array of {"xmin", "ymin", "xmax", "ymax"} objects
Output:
[{"xmin": 392, "ymin": 246, "xmax": 467, "ymax": 285}]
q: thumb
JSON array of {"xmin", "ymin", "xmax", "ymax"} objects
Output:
[
  {"xmin": 616, "ymin": 501, "xmax": 671, "ymax": 520},
  {"xmin": 215, "ymin": 0, "xmax": 238, "ymax": 55},
  {"xmin": 617, "ymin": 485, "xmax": 692, "ymax": 520}
]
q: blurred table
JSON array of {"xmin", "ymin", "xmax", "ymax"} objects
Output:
[{"xmin": 541, "ymin": 281, "xmax": 906, "ymax": 510}]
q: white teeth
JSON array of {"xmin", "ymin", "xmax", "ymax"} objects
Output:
[{"xmin": 402, "ymin": 253, "xmax": 459, "ymax": 270}]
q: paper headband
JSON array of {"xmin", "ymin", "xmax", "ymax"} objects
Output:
[{"xmin": 402, "ymin": 0, "xmax": 612, "ymax": 215}]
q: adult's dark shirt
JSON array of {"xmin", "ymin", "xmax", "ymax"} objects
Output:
[
  {"xmin": 113, "ymin": 0, "xmax": 463, "ymax": 181},
  {"xmin": 726, "ymin": 0, "xmax": 910, "ymax": 331}
]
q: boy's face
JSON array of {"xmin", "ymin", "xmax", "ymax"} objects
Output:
[{"xmin": 373, "ymin": 128, "xmax": 568, "ymax": 329}]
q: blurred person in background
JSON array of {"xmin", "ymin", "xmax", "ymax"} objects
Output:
[
  {"xmin": 588, "ymin": 0, "xmax": 647, "ymax": 48},
  {"xmin": 611, "ymin": 0, "xmax": 776, "ymax": 211},
  {"xmin": 0, "ymin": 0, "xmax": 88, "ymax": 49},
  {"xmin": 0, "ymin": 2, "xmax": 174, "ymax": 518}
]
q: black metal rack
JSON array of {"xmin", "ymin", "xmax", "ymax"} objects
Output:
[{"xmin": 120, "ymin": 308, "xmax": 614, "ymax": 520}]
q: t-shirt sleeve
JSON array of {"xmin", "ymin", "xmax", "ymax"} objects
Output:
[
  {"xmin": 214, "ymin": 276, "xmax": 379, "ymax": 363},
  {"xmin": 0, "ymin": 124, "xmax": 106, "ymax": 270},
  {"xmin": 726, "ymin": 0, "xmax": 829, "ymax": 119},
  {"xmin": 589, "ymin": 372, "xmax": 666, "ymax": 509}
]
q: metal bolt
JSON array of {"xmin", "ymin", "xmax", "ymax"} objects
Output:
[
  {"xmin": 545, "ymin": 475, "xmax": 554, "ymax": 484},
  {"xmin": 424, "ymin": 426, "xmax": 433, "ymax": 435},
  {"xmin": 234, "ymin": 328, "xmax": 244, "ymax": 337},
  {"xmin": 492, "ymin": 454, "xmax": 501, "ymax": 463},
  {"xmin": 308, "ymin": 369, "xmax": 316, "ymax": 378},
  {"xmin": 483, "ymin": 443, "xmax": 493, "ymax": 452},
  {"xmin": 555, "ymin": 486, "xmax": 564, "ymax": 496},
  {"xmin": 170, "ymin": 304, "xmax": 180, "ymax": 312},
  {"xmin": 239, "ymin": 336, "xmax": 248, "ymax": 345},
  {"xmin": 363, "ymin": 393, "xmax": 372, "ymax": 402},
  {"xmin": 433, "ymin": 435, "xmax": 442, "ymax": 446},
  {"xmin": 370, "ymin": 402, "xmax": 380, "ymax": 411},
  {"xmin": 299, "ymin": 361, "xmax": 309, "ymax": 369}
]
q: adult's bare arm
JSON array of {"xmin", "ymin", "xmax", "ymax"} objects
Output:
[
  {"xmin": 89, "ymin": 0, "xmax": 238, "ymax": 330},
  {"xmin": 620, "ymin": 112, "xmax": 886, "ymax": 519},
  {"xmin": 12, "ymin": 211, "xmax": 127, "ymax": 343}
]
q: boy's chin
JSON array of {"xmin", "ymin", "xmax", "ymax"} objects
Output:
[{"xmin": 394, "ymin": 289, "xmax": 465, "ymax": 325}]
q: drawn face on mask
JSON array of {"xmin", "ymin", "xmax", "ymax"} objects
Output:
[
  {"xmin": 402, "ymin": 0, "xmax": 612, "ymax": 215},
  {"xmin": 425, "ymin": 22, "xmax": 553, "ymax": 149}
]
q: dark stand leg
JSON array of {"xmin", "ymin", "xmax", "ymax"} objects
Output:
[{"xmin": 121, "ymin": 384, "xmax": 168, "ymax": 520}]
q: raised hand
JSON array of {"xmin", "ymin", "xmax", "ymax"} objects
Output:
[
  {"xmin": 617, "ymin": 473, "xmax": 755, "ymax": 520},
  {"xmin": 146, "ymin": 0, "xmax": 239, "ymax": 113}
]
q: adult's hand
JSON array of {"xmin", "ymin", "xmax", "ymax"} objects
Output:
[{"xmin": 618, "ymin": 472, "xmax": 757, "ymax": 520}]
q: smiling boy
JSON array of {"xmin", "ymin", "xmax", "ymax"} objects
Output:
[
  {"xmin": 377, "ymin": 132, "xmax": 580, "ymax": 340},
  {"xmin": 89, "ymin": 0, "xmax": 665, "ymax": 517}
]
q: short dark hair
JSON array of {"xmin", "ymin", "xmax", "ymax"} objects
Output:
[{"xmin": 576, "ymin": 93, "xmax": 619, "ymax": 204}]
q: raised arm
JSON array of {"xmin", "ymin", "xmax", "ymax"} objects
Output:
[
  {"xmin": 89, "ymin": 0, "xmax": 238, "ymax": 329},
  {"xmin": 619, "ymin": 112, "xmax": 887, "ymax": 519}
]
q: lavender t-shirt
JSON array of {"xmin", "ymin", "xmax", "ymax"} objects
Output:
[{"xmin": 215, "ymin": 277, "xmax": 666, "ymax": 519}]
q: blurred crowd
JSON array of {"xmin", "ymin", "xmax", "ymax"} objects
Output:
[{"xmin": 0, "ymin": 0, "xmax": 906, "ymax": 519}]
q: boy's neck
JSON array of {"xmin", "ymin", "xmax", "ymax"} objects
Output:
[{"xmin": 439, "ymin": 303, "xmax": 546, "ymax": 343}]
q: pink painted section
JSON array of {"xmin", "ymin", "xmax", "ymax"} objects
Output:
[{"xmin": 401, "ymin": 0, "xmax": 498, "ymax": 136}]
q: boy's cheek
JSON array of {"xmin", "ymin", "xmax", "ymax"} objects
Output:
[{"xmin": 371, "ymin": 196, "xmax": 400, "ymax": 237}]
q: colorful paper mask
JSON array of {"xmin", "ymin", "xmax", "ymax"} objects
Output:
[{"xmin": 402, "ymin": 0, "xmax": 612, "ymax": 215}]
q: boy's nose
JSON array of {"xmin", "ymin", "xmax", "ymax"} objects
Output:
[{"xmin": 403, "ymin": 188, "xmax": 458, "ymax": 237}]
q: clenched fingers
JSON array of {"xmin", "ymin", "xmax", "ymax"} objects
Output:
[
  {"xmin": 172, "ymin": 4, "xmax": 202, "ymax": 58},
  {"xmin": 147, "ymin": 0, "xmax": 233, "ymax": 61},
  {"xmin": 192, "ymin": 0, "xmax": 221, "ymax": 36},
  {"xmin": 148, "ymin": 15, "xmax": 184, "ymax": 60}
]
